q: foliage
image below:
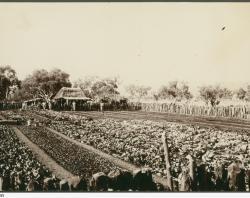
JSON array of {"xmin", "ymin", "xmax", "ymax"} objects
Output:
[
  {"xmin": 235, "ymin": 88, "xmax": 246, "ymax": 100},
  {"xmin": 219, "ymin": 88, "xmax": 233, "ymax": 99},
  {"xmin": 73, "ymin": 76, "xmax": 98, "ymax": 98},
  {"xmin": 0, "ymin": 66, "xmax": 21, "ymax": 101},
  {"xmin": 74, "ymin": 76, "xmax": 120, "ymax": 102},
  {"xmin": 19, "ymin": 68, "xmax": 71, "ymax": 102},
  {"xmin": 199, "ymin": 86, "xmax": 232, "ymax": 106},
  {"xmin": 91, "ymin": 78, "xmax": 119, "ymax": 101},
  {"xmin": 157, "ymin": 81, "xmax": 192, "ymax": 101},
  {"xmin": 246, "ymin": 85, "xmax": 250, "ymax": 101},
  {"xmin": 152, "ymin": 92, "xmax": 160, "ymax": 101},
  {"xmin": 179, "ymin": 83, "xmax": 193, "ymax": 100},
  {"xmin": 125, "ymin": 84, "xmax": 151, "ymax": 101}
]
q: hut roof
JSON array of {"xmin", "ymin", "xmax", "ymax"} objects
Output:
[{"xmin": 53, "ymin": 87, "xmax": 91, "ymax": 100}]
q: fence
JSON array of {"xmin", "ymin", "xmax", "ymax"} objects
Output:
[
  {"xmin": 53, "ymin": 102, "xmax": 142, "ymax": 111},
  {"xmin": 0, "ymin": 102, "xmax": 22, "ymax": 110},
  {"xmin": 138, "ymin": 102, "xmax": 250, "ymax": 120},
  {"xmin": 3, "ymin": 100, "xmax": 250, "ymax": 120}
]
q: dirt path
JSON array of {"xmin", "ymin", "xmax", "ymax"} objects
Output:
[
  {"xmin": 45, "ymin": 127, "xmax": 169, "ymax": 187},
  {"xmin": 12, "ymin": 126, "xmax": 74, "ymax": 180}
]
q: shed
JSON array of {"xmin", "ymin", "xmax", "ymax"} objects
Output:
[{"xmin": 53, "ymin": 87, "xmax": 91, "ymax": 110}]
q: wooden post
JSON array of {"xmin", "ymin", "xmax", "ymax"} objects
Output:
[
  {"xmin": 187, "ymin": 154, "xmax": 197, "ymax": 191},
  {"xmin": 187, "ymin": 155, "xmax": 194, "ymax": 181},
  {"xmin": 161, "ymin": 131, "xmax": 173, "ymax": 191}
]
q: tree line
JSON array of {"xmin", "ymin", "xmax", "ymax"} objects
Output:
[
  {"xmin": 0, "ymin": 65, "xmax": 250, "ymax": 106},
  {"xmin": 126, "ymin": 81, "xmax": 250, "ymax": 106}
]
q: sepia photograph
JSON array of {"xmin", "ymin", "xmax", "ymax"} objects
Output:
[{"xmin": 0, "ymin": 2, "xmax": 250, "ymax": 195}]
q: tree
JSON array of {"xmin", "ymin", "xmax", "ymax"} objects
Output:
[
  {"xmin": 220, "ymin": 88, "xmax": 233, "ymax": 99},
  {"xmin": 0, "ymin": 66, "xmax": 20, "ymax": 101},
  {"xmin": 20, "ymin": 68, "xmax": 71, "ymax": 102},
  {"xmin": 152, "ymin": 92, "xmax": 160, "ymax": 101},
  {"xmin": 157, "ymin": 85, "xmax": 169, "ymax": 100},
  {"xmin": 235, "ymin": 88, "xmax": 246, "ymax": 100},
  {"xmin": 73, "ymin": 76, "xmax": 98, "ymax": 98},
  {"xmin": 125, "ymin": 84, "xmax": 137, "ymax": 99},
  {"xmin": 166, "ymin": 81, "xmax": 179, "ymax": 99},
  {"xmin": 91, "ymin": 77, "xmax": 120, "ymax": 101},
  {"xmin": 199, "ymin": 85, "xmax": 230, "ymax": 106},
  {"xmin": 158, "ymin": 81, "xmax": 192, "ymax": 101},
  {"xmin": 246, "ymin": 85, "xmax": 250, "ymax": 101},
  {"xmin": 125, "ymin": 84, "xmax": 151, "ymax": 101},
  {"xmin": 178, "ymin": 82, "xmax": 193, "ymax": 100},
  {"xmin": 74, "ymin": 76, "xmax": 120, "ymax": 102}
]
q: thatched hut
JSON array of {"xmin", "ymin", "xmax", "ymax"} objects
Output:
[{"xmin": 53, "ymin": 87, "xmax": 91, "ymax": 110}]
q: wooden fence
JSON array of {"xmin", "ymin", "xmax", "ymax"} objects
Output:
[{"xmin": 138, "ymin": 103, "xmax": 250, "ymax": 120}]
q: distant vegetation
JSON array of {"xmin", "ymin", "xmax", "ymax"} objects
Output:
[{"xmin": 1, "ymin": 65, "xmax": 250, "ymax": 106}]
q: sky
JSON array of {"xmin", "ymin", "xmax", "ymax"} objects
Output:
[{"xmin": 0, "ymin": 3, "xmax": 250, "ymax": 94}]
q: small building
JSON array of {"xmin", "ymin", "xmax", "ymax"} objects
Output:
[
  {"xmin": 53, "ymin": 87, "xmax": 91, "ymax": 111},
  {"xmin": 22, "ymin": 98, "xmax": 45, "ymax": 109}
]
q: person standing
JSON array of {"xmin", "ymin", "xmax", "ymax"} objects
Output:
[
  {"xmin": 48, "ymin": 100, "xmax": 52, "ymax": 110},
  {"xmin": 100, "ymin": 102, "xmax": 104, "ymax": 114},
  {"xmin": 89, "ymin": 100, "xmax": 93, "ymax": 111},
  {"xmin": 42, "ymin": 102, "xmax": 46, "ymax": 110},
  {"xmin": 72, "ymin": 101, "xmax": 76, "ymax": 111},
  {"xmin": 22, "ymin": 102, "xmax": 26, "ymax": 110}
]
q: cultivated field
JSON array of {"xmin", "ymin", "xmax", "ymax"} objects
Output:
[{"xmin": 1, "ymin": 109, "xmax": 250, "ymax": 191}]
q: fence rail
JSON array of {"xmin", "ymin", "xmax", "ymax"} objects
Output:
[
  {"xmin": 138, "ymin": 103, "xmax": 250, "ymax": 120},
  {"xmin": 2, "ymin": 100, "xmax": 250, "ymax": 120}
]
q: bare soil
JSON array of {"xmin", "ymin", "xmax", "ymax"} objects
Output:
[{"xmin": 12, "ymin": 126, "xmax": 74, "ymax": 180}]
